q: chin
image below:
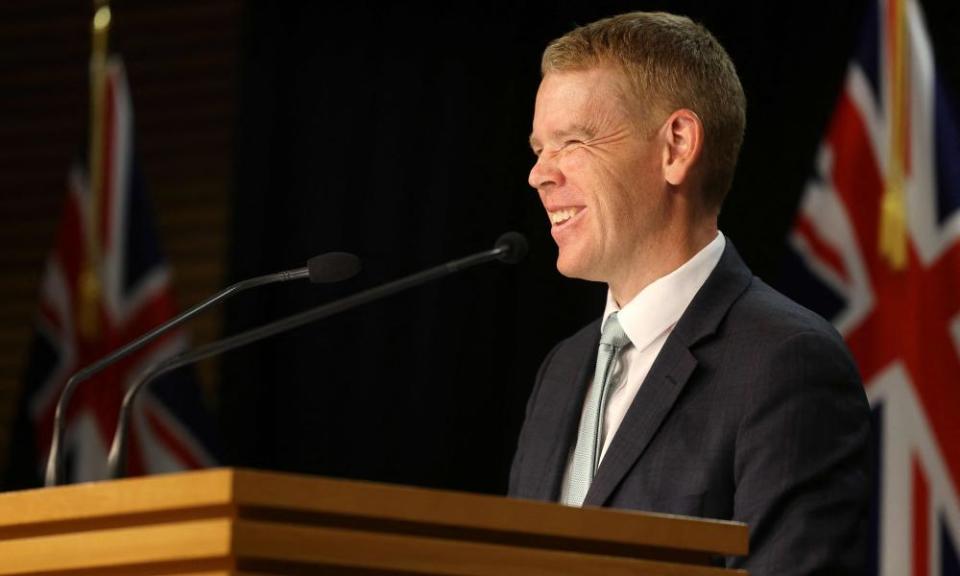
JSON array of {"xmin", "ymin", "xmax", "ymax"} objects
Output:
[{"xmin": 555, "ymin": 253, "xmax": 598, "ymax": 281}]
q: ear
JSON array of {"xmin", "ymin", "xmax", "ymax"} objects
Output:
[{"xmin": 661, "ymin": 109, "xmax": 704, "ymax": 187}]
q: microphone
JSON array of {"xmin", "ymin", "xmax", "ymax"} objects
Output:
[
  {"xmin": 106, "ymin": 232, "xmax": 528, "ymax": 479},
  {"xmin": 44, "ymin": 251, "xmax": 361, "ymax": 487},
  {"xmin": 493, "ymin": 231, "xmax": 528, "ymax": 264}
]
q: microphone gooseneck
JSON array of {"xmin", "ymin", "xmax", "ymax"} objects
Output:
[
  {"xmin": 44, "ymin": 251, "xmax": 360, "ymax": 487},
  {"xmin": 106, "ymin": 232, "xmax": 528, "ymax": 479}
]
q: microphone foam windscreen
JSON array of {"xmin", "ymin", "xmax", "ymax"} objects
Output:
[
  {"xmin": 495, "ymin": 232, "xmax": 528, "ymax": 264},
  {"xmin": 307, "ymin": 252, "xmax": 362, "ymax": 283}
]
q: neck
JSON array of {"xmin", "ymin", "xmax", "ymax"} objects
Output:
[{"xmin": 609, "ymin": 220, "xmax": 718, "ymax": 307}]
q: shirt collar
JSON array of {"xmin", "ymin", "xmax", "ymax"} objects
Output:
[{"xmin": 601, "ymin": 232, "xmax": 726, "ymax": 353}]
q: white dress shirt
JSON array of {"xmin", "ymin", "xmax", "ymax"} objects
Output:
[{"xmin": 562, "ymin": 232, "xmax": 726, "ymax": 491}]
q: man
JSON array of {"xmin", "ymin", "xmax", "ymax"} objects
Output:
[{"xmin": 509, "ymin": 12, "xmax": 870, "ymax": 575}]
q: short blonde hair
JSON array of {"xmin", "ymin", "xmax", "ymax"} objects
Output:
[{"xmin": 542, "ymin": 12, "xmax": 746, "ymax": 209}]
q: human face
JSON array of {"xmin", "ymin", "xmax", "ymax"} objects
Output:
[{"xmin": 528, "ymin": 67, "xmax": 667, "ymax": 286}]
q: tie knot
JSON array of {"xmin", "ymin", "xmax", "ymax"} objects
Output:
[{"xmin": 600, "ymin": 313, "xmax": 631, "ymax": 349}]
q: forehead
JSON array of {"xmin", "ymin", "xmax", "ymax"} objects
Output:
[{"xmin": 531, "ymin": 68, "xmax": 633, "ymax": 140}]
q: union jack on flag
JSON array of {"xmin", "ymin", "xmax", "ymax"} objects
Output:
[
  {"xmin": 783, "ymin": 0, "xmax": 960, "ymax": 573},
  {"xmin": 14, "ymin": 59, "xmax": 216, "ymax": 485}
]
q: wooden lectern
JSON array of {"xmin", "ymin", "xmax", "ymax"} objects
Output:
[{"xmin": 0, "ymin": 468, "xmax": 747, "ymax": 575}]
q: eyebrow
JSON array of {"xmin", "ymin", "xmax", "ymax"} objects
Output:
[
  {"xmin": 528, "ymin": 124, "xmax": 598, "ymax": 151},
  {"xmin": 528, "ymin": 134, "xmax": 541, "ymax": 151}
]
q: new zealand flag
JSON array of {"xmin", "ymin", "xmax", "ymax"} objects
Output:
[
  {"xmin": 6, "ymin": 59, "xmax": 216, "ymax": 487},
  {"xmin": 783, "ymin": 0, "xmax": 960, "ymax": 573}
]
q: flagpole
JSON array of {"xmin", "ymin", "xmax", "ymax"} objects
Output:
[
  {"xmin": 79, "ymin": 0, "xmax": 111, "ymax": 341},
  {"xmin": 880, "ymin": 0, "xmax": 909, "ymax": 270}
]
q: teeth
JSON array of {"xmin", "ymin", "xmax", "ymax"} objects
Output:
[{"xmin": 549, "ymin": 208, "xmax": 579, "ymax": 225}]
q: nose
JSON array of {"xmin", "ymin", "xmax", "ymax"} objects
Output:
[{"xmin": 528, "ymin": 152, "xmax": 563, "ymax": 191}]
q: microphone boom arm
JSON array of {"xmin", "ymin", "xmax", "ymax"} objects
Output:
[
  {"xmin": 45, "ymin": 267, "xmax": 322, "ymax": 486},
  {"xmin": 106, "ymin": 240, "xmax": 519, "ymax": 479}
]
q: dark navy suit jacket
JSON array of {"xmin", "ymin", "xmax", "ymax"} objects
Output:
[{"xmin": 509, "ymin": 241, "xmax": 871, "ymax": 575}]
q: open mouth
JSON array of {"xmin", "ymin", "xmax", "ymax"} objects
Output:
[{"xmin": 548, "ymin": 206, "xmax": 585, "ymax": 229}]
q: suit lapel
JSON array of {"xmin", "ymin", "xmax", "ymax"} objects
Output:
[
  {"xmin": 583, "ymin": 337, "xmax": 697, "ymax": 506},
  {"xmin": 583, "ymin": 240, "xmax": 753, "ymax": 507},
  {"xmin": 526, "ymin": 323, "xmax": 600, "ymax": 501}
]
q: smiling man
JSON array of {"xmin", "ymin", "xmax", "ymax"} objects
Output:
[{"xmin": 509, "ymin": 12, "xmax": 870, "ymax": 575}]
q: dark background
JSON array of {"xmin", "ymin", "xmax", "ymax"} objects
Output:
[{"xmin": 3, "ymin": 0, "xmax": 959, "ymax": 493}]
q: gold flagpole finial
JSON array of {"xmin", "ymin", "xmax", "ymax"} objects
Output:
[{"xmin": 93, "ymin": 5, "xmax": 111, "ymax": 31}]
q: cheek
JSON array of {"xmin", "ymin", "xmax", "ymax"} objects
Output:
[
  {"xmin": 558, "ymin": 148, "xmax": 591, "ymax": 175},
  {"xmin": 594, "ymin": 164, "xmax": 633, "ymax": 211},
  {"xmin": 560, "ymin": 150, "xmax": 613, "ymax": 203}
]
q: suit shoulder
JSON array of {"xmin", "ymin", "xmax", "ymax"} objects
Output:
[{"xmin": 724, "ymin": 276, "xmax": 845, "ymax": 346}]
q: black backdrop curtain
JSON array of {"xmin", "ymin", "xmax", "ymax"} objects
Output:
[{"xmin": 220, "ymin": 0, "xmax": 957, "ymax": 495}]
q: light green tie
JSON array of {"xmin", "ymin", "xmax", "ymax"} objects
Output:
[{"xmin": 561, "ymin": 312, "xmax": 631, "ymax": 506}]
